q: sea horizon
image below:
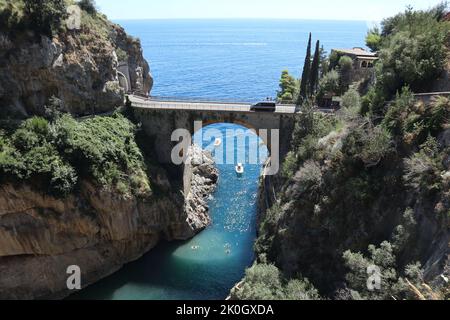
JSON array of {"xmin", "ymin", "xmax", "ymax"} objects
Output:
[{"xmin": 117, "ymin": 19, "xmax": 369, "ymax": 101}]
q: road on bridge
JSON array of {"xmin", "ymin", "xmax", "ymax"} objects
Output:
[{"xmin": 128, "ymin": 95, "xmax": 299, "ymax": 114}]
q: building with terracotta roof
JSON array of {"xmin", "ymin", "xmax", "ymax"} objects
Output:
[{"xmin": 331, "ymin": 47, "xmax": 378, "ymax": 83}]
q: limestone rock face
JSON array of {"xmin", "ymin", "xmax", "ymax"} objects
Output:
[
  {"xmin": 110, "ymin": 24, "xmax": 153, "ymax": 95},
  {"xmin": 0, "ymin": 178, "xmax": 207, "ymax": 299},
  {"xmin": 0, "ymin": 22, "xmax": 152, "ymax": 119},
  {"xmin": 183, "ymin": 145, "xmax": 219, "ymax": 235}
]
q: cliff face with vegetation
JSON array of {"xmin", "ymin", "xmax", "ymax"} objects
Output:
[
  {"xmin": 0, "ymin": 1, "xmax": 214, "ymax": 299},
  {"xmin": 0, "ymin": 0, "xmax": 152, "ymax": 119},
  {"xmin": 234, "ymin": 5, "xmax": 450, "ymax": 301}
]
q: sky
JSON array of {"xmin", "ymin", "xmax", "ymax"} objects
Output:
[{"xmin": 95, "ymin": 0, "xmax": 444, "ymax": 21}]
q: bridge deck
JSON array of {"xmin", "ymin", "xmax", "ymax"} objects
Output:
[{"xmin": 128, "ymin": 95, "xmax": 298, "ymax": 114}]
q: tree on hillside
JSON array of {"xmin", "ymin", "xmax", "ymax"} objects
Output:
[
  {"xmin": 319, "ymin": 46, "xmax": 329, "ymax": 76},
  {"xmin": 366, "ymin": 27, "xmax": 382, "ymax": 52},
  {"xmin": 277, "ymin": 70, "xmax": 299, "ymax": 103},
  {"xmin": 309, "ymin": 40, "xmax": 321, "ymax": 95},
  {"xmin": 317, "ymin": 69, "xmax": 340, "ymax": 100},
  {"xmin": 298, "ymin": 33, "xmax": 312, "ymax": 104},
  {"xmin": 338, "ymin": 55, "xmax": 353, "ymax": 93},
  {"xmin": 24, "ymin": 0, "xmax": 67, "ymax": 36},
  {"xmin": 78, "ymin": 0, "xmax": 97, "ymax": 15}
]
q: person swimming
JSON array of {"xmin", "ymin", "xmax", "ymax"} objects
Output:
[{"xmin": 224, "ymin": 243, "xmax": 231, "ymax": 255}]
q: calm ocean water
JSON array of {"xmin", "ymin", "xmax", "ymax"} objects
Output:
[
  {"xmin": 73, "ymin": 20, "xmax": 368, "ymax": 300},
  {"xmin": 118, "ymin": 19, "xmax": 368, "ymax": 101}
]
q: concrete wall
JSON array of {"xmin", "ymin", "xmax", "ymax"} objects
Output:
[{"xmin": 132, "ymin": 108, "xmax": 295, "ymax": 165}]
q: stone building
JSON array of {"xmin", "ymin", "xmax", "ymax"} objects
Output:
[{"xmin": 331, "ymin": 47, "xmax": 378, "ymax": 82}]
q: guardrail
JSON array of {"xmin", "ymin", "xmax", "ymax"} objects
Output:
[
  {"xmin": 147, "ymin": 95, "xmax": 257, "ymax": 105},
  {"xmin": 413, "ymin": 91, "xmax": 450, "ymax": 97},
  {"xmin": 129, "ymin": 94, "xmax": 296, "ymax": 106},
  {"xmin": 130, "ymin": 100, "xmax": 251, "ymax": 112}
]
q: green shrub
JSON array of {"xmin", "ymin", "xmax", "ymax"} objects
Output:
[
  {"xmin": 0, "ymin": 1, "xmax": 24, "ymax": 32},
  {"xmin": 0, "ymin": 114, "xmax": 151, "ymax": 197},
  {"xmin": 366, "ymin": 27, "xmax": 382, "ymax": 52},
  {"xmin": 382, "ymin": 87, "xmax": 415, "ymax": 136},
  {"xmin": 281, "ymin": 151, "xmax": 297, "ymax": 179},
  {"xmin": 376, "ymin": 6, "xmax": 450, "ymax": 96},
  {"xmin": 53, "ymin": 114, "xmax": 150, "ymax": 195},
  {"xmin": 338, "ymin": 56, "xmax": 354, "ymax": 92},
  {"xmin": 24, "ymin": 0, "xmax": 68, "ymax": 36},
  {"xmin": 50, "ymin": 161, "xmax": 77, "ymax": 195},
  {"xmin": 277, "ymin": 70, "xmax": 299, "ymax": 103},
  {"xmin": 341, "ymin": 121, "xmax": 393, "ymax": 168},
  {"xmin": 116, "ymin": 47, "xmax": 129, "ymax": 62},
  {"xmin": 232, "ymin": 264, "xmax": 320, "ymax": 300},
  {"xmin": 343, "ymin": 241, "xmax": 427, "ymax": 300},
  {"xmin": 359, "ymin": 125, "xmax": 393, "ymax": 168},
  {"xmin": 11, "ymin": 117, "xmax": 49, "ymax": 151},
  {"xmin": 318, "ymin": 69, "xmax": 340, "ymax": 99},
  {"xmin": 44, "ymin": 96, "xmax": 65, "ymax": 121},
  {"xmin": 78, "ymin": 0, "xmax": 97, "ymax": 15},
  {"xmin": 295, "ymin": 161, "xmax": 322, "ymax": 195},
  {"xmin": 404, "ymin": 136, "xmax": 444, "ymax": 195},
  {"xmin": 340, "ymin": 88, "xmax": 361, "ymax": 119},
  {"xmin": 427, "ymin": 97, "xmax": 450, "ymax": 133}
]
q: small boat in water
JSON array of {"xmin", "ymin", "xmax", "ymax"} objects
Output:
[
  {"xmin": 235, "ymin": 163, "xmax": 244, "ymax": 175},
  {"xmin": 214, "ymin": 138, "xmax": 222, "ymax": 147}
]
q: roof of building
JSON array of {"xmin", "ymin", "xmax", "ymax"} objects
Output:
[{"xmin": 333, "ymin": 47, "xmax": 377, "ymax": 58}]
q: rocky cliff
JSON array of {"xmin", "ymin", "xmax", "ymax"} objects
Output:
[
  {"xmin": 0, "ymin": 14, "xmax": 152, "ymax": 119},
  {"xmin": 0, "ymin": 145, "xmax": 218, "ymax": 299},
  {"xmin": 255, "ymin": 118, "xmax": 449, "ymax": 299},
  {"xmin": 0, "ymin": 5, "xmax": 217, "ymax": 300},
  {"xmin": 183, "ymin": 145, "xmax": 219, "ymax": 232}
]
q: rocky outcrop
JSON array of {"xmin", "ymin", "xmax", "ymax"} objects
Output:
[
  {"xmin": 256, "ymin": 124, "xmax": 449, "ymax": 297},
  {"xmin": 110, "ymin": 24, "xmax": 153, "ymax": 95},
  {"xmin": 0, "ymin": 171, "xmax": 212, "ymax": 300},
  {"xmin": 0, "ymin": 145, "xmax": 219, "ymax": 300},
  {"xmin": 183, "ymin": 145, "xmax": 219, "ymax": 235},
  {"xmin": 0, "ymin": 20, "xmax": 152, "ymax": 119}
]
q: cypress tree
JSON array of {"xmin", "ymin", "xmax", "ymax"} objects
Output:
[
  {"xmin": 309, "ymin": 40, "xmax": 321, "ymax": 95},
  {"xmin": 298, "ymin": 33, "xmax": 312, "ymax": 104}
]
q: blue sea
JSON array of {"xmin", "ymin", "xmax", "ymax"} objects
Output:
[
  {"xmin": 119, "ymin": 19, "xmax": 368, "ymax": 101},
  {"xmin": 72, "ymin": 20, "xmax": 368, "ymax": 300}
]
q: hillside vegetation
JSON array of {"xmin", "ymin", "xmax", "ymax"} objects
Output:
[
  {"xmin": 0, "ymin": 110, "xmax": 151, "ymax": 198},
  {"xmin": 234, "ymin": 4, "xmax": 450, "ymax": 300}
]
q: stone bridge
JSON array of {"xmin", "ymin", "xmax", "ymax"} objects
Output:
[{"xmin": 128, "ymin": 95, "xmax": 300, "ymax": 164}]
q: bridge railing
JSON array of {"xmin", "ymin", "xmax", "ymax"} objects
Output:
[
  {"xmin": 147, "ymin": 95, "xmax": 255, "ymax": 104},
  {"xmin": 129, "ymin": 99, "xmax": 253, "ymax": 112},
  {"xmin": 130, "ymin": 95, "xmax": 296, "ymax": 106}
]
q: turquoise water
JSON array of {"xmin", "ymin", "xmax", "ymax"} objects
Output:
[{"xmin": 74, "ymin": 124, "xmax": 268, "ymax": 300}]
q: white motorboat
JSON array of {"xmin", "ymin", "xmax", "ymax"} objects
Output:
[
  {"xmin": 214, "ymin": 138, "xmax": 222, "ymax": 147},
  {"xmin": 235, "ymin": 163, "xmax": 244, "ymax": 175}
]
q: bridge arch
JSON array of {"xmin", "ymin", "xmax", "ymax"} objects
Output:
[
  {"xmin": 117, "ymin": 71, "xmax": 130, "ymax": 92},
  {"xmin": 193, "ymin": 122, "xmax": 270, "ymax": 164},
  {"xmin": 201, "ymin": 118, "xmax": 260, "ymax": 133},
  {"xmin": 130, "ymin": 101, "xmax": 295, "ymax": 165}
]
